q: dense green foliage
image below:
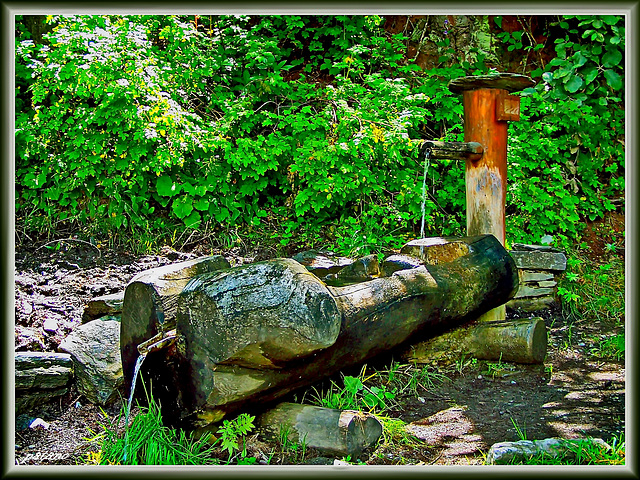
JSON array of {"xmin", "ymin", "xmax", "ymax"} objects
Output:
[{"xmin": 15, "ymin": 14, "xmax": 624, "ymax": 253}]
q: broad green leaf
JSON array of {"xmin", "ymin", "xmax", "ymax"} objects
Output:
[
  {"xmin": 564, "ymin": 74, "xmax": 583, "ymax": 93},
  {"xmin": 183, "ymin": 210, "xmax": 201, "ymax": 229},
  {"xmin": 214, "ymin": 207, "xmax": 230, "ymax": 223},
  {"xmin": 156, "ymin": 175, "xmax": 181, "ymax": 197},
  {"xmin": 172, "ymin": 195, "xmax": 194, "ymax": 219},
  {"xmin": 602, "ymin": 49, "xmax": 622, "ymax": 67},
  {"xmin": 194, "ymin": 197, "xmax": 210, "ymax": 211},
  {"xmin": 583, "ymin": 67, "xmax": 599, "ymax": 84},
  {"xmin": 601, "ymin": 15, "xmax": 620, "ymax": 25},
  {"xmin": 603, "ymin": 69, "xmax": 622, "ymax": 90}
]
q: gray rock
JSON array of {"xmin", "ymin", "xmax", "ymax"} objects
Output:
[
  {"xmin": 511, "ymin": 243, "xmax": 564, "ymax": 253},
  {"xmin": 15, "ymin": 352, "xmax": 73, "ymax": 390},
  {"xmin": 82, "ymin": 291, "xmax": 125, "ymax": 323},
  {"xmin": 15, "ymin": 352, "xmax": 74, "ymax": 413},
  {"xmin": 509, "ymin": 250, "xmax": 567, "ymax": 272},
  {"xmin": 43, "ymin": 317, "xmax": 59, "ymax": 333},
  {"xmin": 486, "ymin": 437, "xmax": 611, "ymax": 465},
  {"xmin": 59, "ymin": 319, "xmax": 123, "ymax": 405}
]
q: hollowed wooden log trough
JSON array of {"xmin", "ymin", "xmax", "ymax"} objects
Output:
[{"xmin": 121, "ymin": 234, "xmax": 522, "ymax": 430}]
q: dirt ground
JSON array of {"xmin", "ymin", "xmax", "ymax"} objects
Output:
[{"xmin": 13, "ymin": 240, "xmax": 625, "ymax": 466}]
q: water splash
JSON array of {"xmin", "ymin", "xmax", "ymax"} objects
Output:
[
  {"xmin": 420, "ymin": 148, "xmax": 431, "ymax": 240},
  {"xmin": 123, "ymin": 353, "xmax": 146, "ymax": 463}
]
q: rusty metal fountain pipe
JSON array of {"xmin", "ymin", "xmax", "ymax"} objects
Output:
[{"xmin": 447, "ymin": 73, "xmax": 534, "ymax": 321}]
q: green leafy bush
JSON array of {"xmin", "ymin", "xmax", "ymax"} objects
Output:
[
  {"xmin": 506, "ymin": 14, "xmax": 624, "ymax": 246},
  {"xmin": 15, "ymin": 14, "xmax": 624, "ymax": 253}
]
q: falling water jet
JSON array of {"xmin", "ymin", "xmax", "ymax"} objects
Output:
[
  {"xmin": 420, "ymin": 148, "xmax": 431, "ymax": 256},
  {"xmin": 122, "ymin": 329, "xmax": 177, "ymax": 463}
]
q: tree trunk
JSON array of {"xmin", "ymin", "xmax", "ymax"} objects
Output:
[{"xmin": 121, "ymin": 234, "xmax": 519, "ymax": 429}]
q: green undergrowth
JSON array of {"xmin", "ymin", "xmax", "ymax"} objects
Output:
[
  {"xmin": 557, "ymin": 248, "xmax": 625, "ymax": 362},
  {"xmin": 86, "ymin": 393, "xmax": 257, "ymax": 465}
]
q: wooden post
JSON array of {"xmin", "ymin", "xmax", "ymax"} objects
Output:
[{"xmin": 449, "ymin": 74, "xmax": 534, "ymax": 321}]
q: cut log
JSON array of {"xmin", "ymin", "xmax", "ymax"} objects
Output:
[
  {"xmin": 404, "ymin": 317, "xmax": 547, "ymax": 365},
  {"xmin": 121, "ymin": 235, "xmax": 519, "ymax": 428},
  {"xmin": 257, "ymin": 403, "xmax": 382, "ymax": 457},
  {"xmin": 448, "ymin": 73, "xmax": 535, "ymax": 93},
  {"xmin": 120, "ymin": 255, "xmax": 231, "ymax": 387}
]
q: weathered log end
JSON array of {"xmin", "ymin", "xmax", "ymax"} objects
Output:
[
  {"xmin": 257, "ymin": 403, "xmax": 383, "ymax": 457},
  {"xmin": 400, "ymin": 237, "xmax": 471, "ymax": 265},
  {"xmin": 120, "ymin": 255, "xmax": 231, "ymax": 390},
  {"xmin": 120, "ymin": 234, "xmax": 522, "ymax": 428}
]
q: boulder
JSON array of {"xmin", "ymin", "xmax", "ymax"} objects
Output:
[{"xmin": 58, "ymin": 319, "xmax": 123, "ymax": 405}]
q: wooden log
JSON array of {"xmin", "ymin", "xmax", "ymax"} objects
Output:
[
  {"xmin": 448, "ymin": 74, "xmax": 534, "ymax": 324},
  {"xmin": 257, "ymin": 403, "xmax": 382, "ymax": 457},
  {"xmin": 404, "ymin": 317, "xmax": 547, "ymax": 365},
  {"xmin": 419, "ymin": 140, "xmax": 483, "ymax": 161},
  {"xmin": 122, "ymin": 235, "xmax": 518, "ymax": 428},
  {"xmin": 466, "ymin": 318, "xmax": 547, "ymax": 363},
  {"xmin": 507, "ymin": 296, "xmax": 556, "ymax": 313},
  {"xmin": 448, "ymin": 73, "xmax": 535, "ymax": 93},
  {"xmin": 120, "ymin": 255, "xmax": 231, "ymax": 388}
]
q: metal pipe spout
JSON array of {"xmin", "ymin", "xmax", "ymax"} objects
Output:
[{"xmin": 137, "ymin": 328, "xmax": 178, "ymax": 355}]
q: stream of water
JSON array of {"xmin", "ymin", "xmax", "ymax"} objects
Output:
[
  {"xmin": 420, "ymin": 148, "xmax": 431, "ymax": 240},
  {"xmin": 122, "ymin": 353, "xmax": 146, "ymax": 463}
]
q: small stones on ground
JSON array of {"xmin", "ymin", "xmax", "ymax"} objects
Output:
[
  {"xmin": 43, "ymin": 317, "xmax": 58, "ymax": 333},
  {"xmin": 29, "ymin": 418, "xmax": 50, "ymax": 430}
]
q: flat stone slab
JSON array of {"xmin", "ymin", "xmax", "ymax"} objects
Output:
[
  {"xmin": 15, "ymin": 352, "xmax": 74, "ymax": 413},
  {"xmin": 15, "ymin": 352, "xmax": 73, "ymax": 390},
  {"xmin": 509, "ymin": 250, "xmax": 567, "ymax": 272}
]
